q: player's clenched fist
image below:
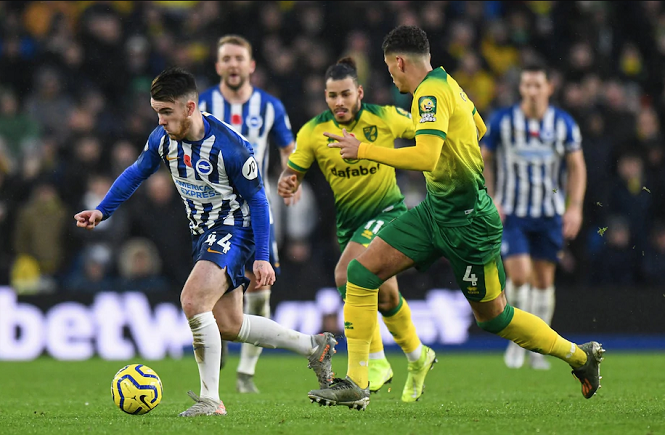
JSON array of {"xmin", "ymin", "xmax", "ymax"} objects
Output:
[{"xmin": 74, "ymin": 209, "xmax": 103, "ymax": 230}]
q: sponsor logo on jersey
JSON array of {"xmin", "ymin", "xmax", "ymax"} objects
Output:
[
  {"xmin": 242, "ymin": 157, "xmax": 259, "ymax": 180},
  {"xmin": 330, "ymin": 164, "xmax": 380, "ymax": 178},
  {"xmin": 418, "ymin": 96, "xmax": 437, "ymax": 123}
]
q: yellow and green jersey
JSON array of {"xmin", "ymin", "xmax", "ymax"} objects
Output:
[
  {"xmin": 413, "ymin": 67, "xmax": 493, "ymax": 225},
  {"xmin": 289, "ymin": 103, "xmax": 415, "ymax": 239}
]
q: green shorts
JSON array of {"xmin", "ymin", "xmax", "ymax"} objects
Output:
[
  {"xmin": 377, "ymin": 200, "xmax": 505, "ymax": 302},
  {"xmin": 338, "ymin": 202, "xmax": 408, "ymax": 252}
]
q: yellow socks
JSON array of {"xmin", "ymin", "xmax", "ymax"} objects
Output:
[
  {"xmin": 495, "ymin": 306, "xmax": 587, "ymax": 367},
  {"xmin": 345, "ymin": 281, "xmax": 378, "ymax": 389},
  {"xmin": 369, "ymin": 320, "xmax": 384, "ymax": 354},
  {"xmin": 381, "ymin": 295, "xmax": 421, "ymax": 354}
]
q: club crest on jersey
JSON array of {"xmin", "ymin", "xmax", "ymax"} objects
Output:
[
  {"xmin": 242, "ymin": 157, "xmax": 258, "ymax": 180},
  {"xmin": 418, "ymin": 96, "xmax": 437, "ymax": 123},
  {"xmin": 363, "ymin": 125, "xmax": 377, "ymax": 142},
  {"xmin": 196, "ymin": 159, "xmax": 213, "ymax": 175},
  {"xmin": 246, "ymin": 115, "xmax": 263, "ymax": 129}
]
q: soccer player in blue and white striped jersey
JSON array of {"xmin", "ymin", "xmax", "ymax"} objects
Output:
[
  {"xmin": 481, "ymin": 62, "xmax": 587, "ymax": 370},
  {"xmin": 198, "ymin": 34, "xmax": 299, "ymax": 394},
  {"xmin": 74, "ymin": 67, "xmax": 336, "ymax": 416}
]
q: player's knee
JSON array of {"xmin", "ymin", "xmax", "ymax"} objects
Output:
[
  {"xmin": 477, "ymin": 304, "xmax": 514, "ymax": 334},
  {"xmin": 347, "ymin": 259, "xmax": 384, "ymax": 289}
]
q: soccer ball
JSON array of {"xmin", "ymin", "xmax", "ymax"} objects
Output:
[{"xmin": 111, "ymin": 364, "xmax": 163, "ymax": 415}]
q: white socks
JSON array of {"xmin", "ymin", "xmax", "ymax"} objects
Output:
[
  {"xmin": 405, "ymin": 343, "xmax": 423, "ymax": 362},
  {"xmin": 238, "ymin": 290, "xmax": 271, "ymax": 375},
  {"xmin": 505, "ymin": 279, "xmax": 530, "ymax": 311},
  {"xmin": 531, "ymin": 286, "xmax": 555, "ymax": 325},
  {"xmin": 369, "ymin": 350, "xmax": 386, "ymax": 360},
  {"xmin": 188, "ymin": 312, "xmax": 221, "ymax": 401},
  {"xmin": 236, "ymin": 314, "xmax": 315, "ymax": 357}
]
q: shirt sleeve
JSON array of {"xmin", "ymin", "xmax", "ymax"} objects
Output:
[
  {"xmin": 287, "ymin": 124, "xmax": 315, "ymax": 173},
  {"xmin": 413, "ymin": 82, "xmax": 452, "ymax": 141},
  {"xmin": 480, "ymin": 111, "xmax": 502, "ymax": 151},
  {"xmin": 96, "ymin": 132, "xmax": 163, "ymax": 220},
  {"xmin": 269, "ymin": 98, "xmax": 295, "ymax": 148},
  {"xmin": 387, "ymin": 105, "xmax": 416, "ymax": 140},
  {"xmin": 220, "ymin": 136, "xmax": 270, "ymax": 261},
  {"xmin": 563, "ymin": 112, "xmax": 582, "ymax": 153}
]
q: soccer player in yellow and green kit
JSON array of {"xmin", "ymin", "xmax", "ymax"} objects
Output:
[
  {"xmin": 277, "ymin": 57, "xmax": 436, "ymax": 402},
  {"xmin": 307, "ymin": 25, "xmax": 605, "ymax": 411}
]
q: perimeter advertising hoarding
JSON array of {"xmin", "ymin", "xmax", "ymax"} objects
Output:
[{"xmin": 0, "ymin": 285, "xmax": 662, "ymax": 360}]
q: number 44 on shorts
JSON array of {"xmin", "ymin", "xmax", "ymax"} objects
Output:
[{"xmin": 205, "ymin": 233, "xmax": 233, "ymax": 254}]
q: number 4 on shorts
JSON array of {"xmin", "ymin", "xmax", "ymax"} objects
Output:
[{"xmin": 463, "ymin": 265, "xmax": 478, "ymax": 287}]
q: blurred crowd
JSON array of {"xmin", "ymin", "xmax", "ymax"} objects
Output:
[{"xmin": 1, "ymin": 1, "xmax": 664, "ymax": 297}]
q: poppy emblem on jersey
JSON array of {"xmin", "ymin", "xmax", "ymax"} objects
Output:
[
  {"xmin": 184, "ymin": 155, "xmax": 192, "ymax": 167},
  {"xmin": 231, "ymin": 114, "xmax": 242, "ymax": 125},
  {"xmin": 418, "ymin": 96, "xmax": 437, "ymax": 123},
  {"xmin": 246, "ymin": 115, "xmax": 263, "ymax": 129},
  {"xmin": 196, "ymin": 159, "xmax": 213, "ymax": 175},
  {"xmin": 363, "ymin": 125, "xmax": 377, "ymax": 142}
]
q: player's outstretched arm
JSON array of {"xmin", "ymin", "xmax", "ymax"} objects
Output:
[
  {"xmin": 326, "ymin": 128, "xmax": 442, "ymax": 172},
  {"xmin": 74, "ymin": 209, "xmax": 103, "ymax": 230}
]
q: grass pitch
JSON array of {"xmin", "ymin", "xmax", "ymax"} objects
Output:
[{"xmin": 1, "ymin": 351, "xmax": 663, "ymax": 435}]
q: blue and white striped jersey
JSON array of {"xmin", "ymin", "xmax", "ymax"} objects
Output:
[
  {"xmin": 482, "ymin": 105, "xmax": 582, "ymax": 218},
  {"xmin": 198, "ymin": 86, "xmax": 294, "ymax": 198},
  {"xmin": 97, "ymin": 113, "xmax": 268, "ymax": 238}
]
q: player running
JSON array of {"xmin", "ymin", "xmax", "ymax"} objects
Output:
[{"xmin": 278, "ymin": 57, "xmax": 435, "ymax": 402}]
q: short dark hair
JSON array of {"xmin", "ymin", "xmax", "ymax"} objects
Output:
[
  {"xmin": 324, "ymin": 56, "xmax": 358, "ymax": 84},
  {"xmin": 521, "ymin": 61, "xmax": 552, "ymax": 81},
  {"xmin": 382, "ymin": 25, "xmax": 430, "ymax": 56},
  {"xmin": 150, "ymin": 67, "xmax": 198, "ymax": 103}
]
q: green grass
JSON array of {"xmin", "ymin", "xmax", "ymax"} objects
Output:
[{"xmin": 1, "ymin": 351, "xmax": 664, "ymax": 435}]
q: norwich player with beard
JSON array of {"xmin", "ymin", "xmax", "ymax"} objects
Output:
[
  {"xmin": 278, "ymin": 57, "xmax": 436, "ymax": 402},
  {"xmin": 307, "ymin": 25, "xmax": 605, "ymax": 410}
]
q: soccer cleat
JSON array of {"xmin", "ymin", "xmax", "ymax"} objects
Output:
[
  {"xmin": 504, "ymin": 341, "xmax": 526, "ymax": 369},
  {"xmin": 308, "ymin": 376, "xmax": 370, "ymax": 410},
  {"xmin": 529, "ymin": 352, "xmax": 551, "ymax": 370},
  {"xmin": 178, "ymin": 391, "xmax": 227, "ymax": 417},
  {"xmin": 571, "ymin": 341, "xmax": 605, "ymax": 399},
  {"xmin": 368, "ymin": 357, "xmax": 393, "ymax": 393},
  {"xmin": 401, "ymin": 346, "xmax": 437, "ymax": 402},
  {"xmin": 307, "ymin": 332, "xmax": 338, "ymax": 389},
  {"xmin": 237, "ymin": 372, "xmax": 259, "ymax": 394}
]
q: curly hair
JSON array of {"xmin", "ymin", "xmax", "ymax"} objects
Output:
[{"xmin": 382, "ymin": 25, "xmax": 430, "ymax": 56}]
